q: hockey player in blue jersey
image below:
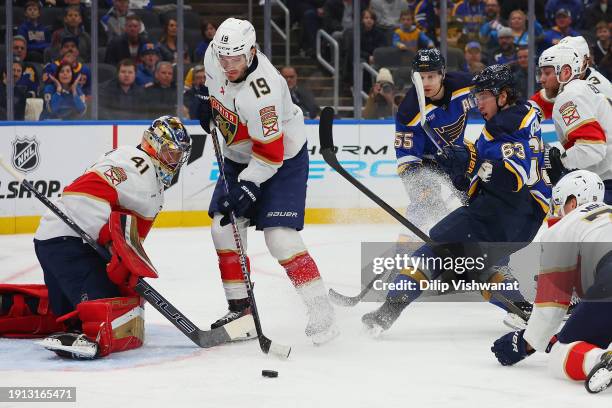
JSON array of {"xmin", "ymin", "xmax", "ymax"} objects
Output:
[
  {"xmin": 395, "ymin": 48, "xmax": 474, "ymax": 230},
  {"xmin": 363, "ymin": 64, "xmax": 551, "ymax": 334}
]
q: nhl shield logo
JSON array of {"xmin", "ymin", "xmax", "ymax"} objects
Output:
[{"xmin": 12, "ymin": 138, "xmax": 40, "ymax": 172}]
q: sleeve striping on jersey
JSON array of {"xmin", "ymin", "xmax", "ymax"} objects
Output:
[
  {"xmin": 503, "ymin": 160, "xmax": 526, "ymax": 191},
  {"xmin": 64, "ymin": 171, "xmax": 119, "ymax": 205},
  {"xmin": 252, "ymin": 134, "xmax": 284, "ymax": 165},
  {"xmin": 565, "ymin": 119, "xmax": 606, "ymax": 147}
]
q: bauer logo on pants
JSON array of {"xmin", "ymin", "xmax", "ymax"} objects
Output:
[{"xmin": 12, "ymin": 137, "xmax": 40, "ymax": 173}]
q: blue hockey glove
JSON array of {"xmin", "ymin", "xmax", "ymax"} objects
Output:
[
  {"xmin": 217, "ymin": 180, "xmax": 261, "ymax": 226},
  {"xmin": 436, "ymin": 144, "xmax": 469, "ymax": 178},
  {"xmin": 491, "ymin": 330, "xmax": 535, "ymax": 366}
]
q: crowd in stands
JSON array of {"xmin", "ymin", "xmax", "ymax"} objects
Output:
[{"xmin": 1, "ymin": 0, "xmax": 611, "ymax": 121}]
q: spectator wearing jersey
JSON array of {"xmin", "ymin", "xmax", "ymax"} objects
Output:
[
  {"xmin": 158, "ymin": 18, "xmax": 191, "ymax": 64},
  {"xmin": 594, "ymin": 21, "xmax": 610, "ymax": 67},
  {"xmin": 99, "ymin": 59, "xmax": 144, "ymax": 120},
  {"xmin": 50, "ymin": 6, "xmax": 91, "ymax": 62},
  {"xmin": 583, "ymin": 0, "xmax": 611, "ymax": 29},
  {"xmin": 492, "ymin": 26, "xmax": 517, "ymax": 65},
  {"xmin": 183, "ymin": 65, "xmax": 210, "ymax": 120},
  {"xmin": 44, "ymin": 36, "xmax": 91, "ymax": 96},
  {"xmin": 135, "ymin": 42, "xmax": 160, "ymax": 87},
  {"xmin": 414, "ymin": 0, "xmax": 437, "ymax": 40},
  {"xmin": 542, "ymin": 9, "xmax": 580, "ymax": 49},
  {"xmin": 462, "ymin": 41, "xmax": 486, "ymax": 73},
  {"xmin": 393, "ymin": 10, "xmax": 434, "ymax": 53},
  {"xmin": 452, "ymin": 0, "xmax": 486, "ymax": 41},
  {"xmin": 479, "ymin": 0, "xmax": 506, "ymax": 50},
  {"xmin": 281, "ymin": 66, "xmax": 320, "ymax": 119},
  {"xmin": 193, "ymin": 21, "xmax": 217, "ymax": 63},
  {"xmin": 545, "ymin": 0, "xmax": 584, "ymax": 27},
  {"xmin": 17, "ymin": 1, "xmax": 51, "ymax": 62},
  {"xmin": 105, "ymin": 15, "xmax": 147, "ymax": 65},
  {"xmin": 40, "ymin": 62, "xmax": 86, "ymax": 120},
  {"xmin": 508, "ymin": 9, "xmax": 543, "ymax": 48}
]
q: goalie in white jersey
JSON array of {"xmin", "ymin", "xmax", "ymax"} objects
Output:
[
  {"xmin": 200, "ymin": 18, "xmax": 338, "ymax": 345},
  {"xmin": 0, "ymin": 116, "xmax": 192, "ymax": 359},
  {"xmin": 539, "ymin": 44, "xmax": 612, "ymax": 204},
  {"xmin": 491, "ymin": 170, "xmax": 612, "ymax": 393}
]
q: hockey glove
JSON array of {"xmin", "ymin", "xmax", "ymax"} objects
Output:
[
  {"xmin": 436, "ymin": 145, "xmax": 469, "ymax": 178},
  {"xmin": 217, "ymin": 180, "xmax": 261, "ymax": 226},
  {"xmin": 199, "ymin": 97, "xmax": 213, "ymax": 134},
  {"xmin": 544, "ymin": 146, "xmax": 567, "ymax": 185},
  {"xmin": 491, "ymin": 330, "xmax": 535, "ymax": 366}
]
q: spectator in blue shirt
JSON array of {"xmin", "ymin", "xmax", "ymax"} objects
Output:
[
  {"xmin": 17, "ymin": 1, "xmax": 51, "ymax": 62},
  {"xmin": 136, "ymin": 42, "xmax": 161, "ymax": 87},
  {"xmin": 479, "ymin": 0, "xmax": 506, "ymax": 50},
  {"xmin": 545, "ymin": 0, "xmax": 584, "ymax": 27},
  {"xmin": 542, "ymin": 9, "xmax": 580, "ymax": 49},
  {"xmin": 40, "ymin": 62, "xmax": 86, "ymax": 120},
  {"xmin": 493, "ymin": 26, "xmax": 517, "ymax": 65},
  {"xmin": 193, "ymin": 21, "xmax": 217, "ymax": 63}
]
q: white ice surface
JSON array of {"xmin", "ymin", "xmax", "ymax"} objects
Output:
[{"xmin": 0, "ymin": 225, "xmax": 610, "ymax": 408}]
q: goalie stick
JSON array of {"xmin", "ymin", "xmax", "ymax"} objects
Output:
[
  {"xmin": 210, "ymin": 128, "xmax": 292, "ymax": 359},
  {"xmin": 0, "ymin": 156, "xmax": 255, "ymax": 349},
  {"xmin": 318, "ymin": 107, "xmax": 530, "ymax": 321}
]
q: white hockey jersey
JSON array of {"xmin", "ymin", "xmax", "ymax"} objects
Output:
[
  {"xmin": 552, "ymin": 78, "xmax": 612, "ymax": 182},
  {"xmin": 524, "ymin": 202, "xmax": 612, "ymax": 351},
  {"xmin": 529, "ymin": 67, "xmax": 611, "ymax": 120},
  {"xmin": 35, "ymin": 146, "xmax": 164, "ymax": 243},
  {"xmin": 204, "ymin": 49, "xmax": 306, "ymax": 186}
]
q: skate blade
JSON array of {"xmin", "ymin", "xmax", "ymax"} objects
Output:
[
  {"xmin": 363, "ymin": 322, "xmax": 385, "ymax": 339},
  {"xmin": 36, "ymin": 338, "xmax": 97, "ymax": 359},
  {"xmin": 229, "ymin": 329, "xmax": 258, "ymax": 342},
  {"xmin": 586, "ymin": 367, "xmax": 612, "ymax": 394},
  {"xmin": 503, "ymin": 313, "xmax": 527, "ymax": 331},
  {"xmin": 310, "ymin": 324, "xmax": 340, "ymax": 346}
]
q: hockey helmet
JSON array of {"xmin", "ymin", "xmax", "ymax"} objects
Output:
[
  {"xmin": 412, "ymin": 48, "xmax": 446, "ymax": 75},
  {"xmin": 558, "ymin": 36, "xmax": 589, "ymax": 74},
  {"xmin": 142, "ymin": 116, "xmax": 192, "ymax": 187},
  {"xmin": 210, "ymin": 18, "xmax": 257, "ymax": 71},
  {"xmin": 471, "ymin": 64, "xmax": 515, "ymax": 97},
  {"xmin": 538, "ymin": 44, "xmax": 583, "ymax": 84},
  {"xmin": 550, "ymin": 170, "xmax": 605, "ymax": 217}
]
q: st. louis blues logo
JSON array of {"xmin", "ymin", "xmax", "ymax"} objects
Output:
[{"xmin": 12, "ymin": 137, "xmax": 40, "ymax": 173}]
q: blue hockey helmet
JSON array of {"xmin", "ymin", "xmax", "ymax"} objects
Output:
[{"xmin": 412, "ymin": 48, "xmax": 446, "ymax": 74}]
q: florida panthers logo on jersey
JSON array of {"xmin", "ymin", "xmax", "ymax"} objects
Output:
[
  {"xmin": 559, "ymin": 101, "xmax": 581, "ymax": 126},
  {"xmin": 12, "ymin": 137, "xmax": 40, "ymax": 173},
  {"xmin": 433, "ymin": 113, "xmax": 466, "ymax": 145},
  {"xmin": 210, "ymin": 96, "xmax": 239, "ymax": 143}
]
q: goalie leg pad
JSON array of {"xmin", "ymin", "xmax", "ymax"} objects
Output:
[
  {"xmin": 77, "ymin": 296, "xmax": 145, "ymax": 357},
  {"xmin": 0, "ymin": 284, "xmax": 65, "ymax": 338}
]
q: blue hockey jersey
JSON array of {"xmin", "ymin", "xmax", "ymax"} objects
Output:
[
  {"xmin": 467, "ymin": 103, "xmax": 551, "ymax": 214},
  {"xmin": 395, "ymin": 71, "xmax": 474, "ymax": 175}
]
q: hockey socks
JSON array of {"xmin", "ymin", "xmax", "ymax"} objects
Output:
[{"xmin": 217, "ymin": 250, "xmax": 250, "ymax": 301}]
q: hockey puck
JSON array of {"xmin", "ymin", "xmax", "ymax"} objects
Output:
[{"xmin": 261, "ymin": 370, "xmax": 278, "ymax": 378}]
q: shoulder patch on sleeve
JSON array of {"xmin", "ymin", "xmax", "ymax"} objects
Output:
[
  {"xmin": 558, "ymin": 101, "xmax": 580, "ymax": 126},
  {"xmin": 103, "ymin": 166, "xmax": 128, "ymax": 186},
  {"xmin": 259, "ymin": 105, "xmax": 279, "ymax": 137}
]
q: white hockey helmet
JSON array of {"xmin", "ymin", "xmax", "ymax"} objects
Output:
[
  {"xmin": 210, "ymin": 18, "xmax": 257, "ymax": 71},
  {"xmin": 550, "ymin": 170, "xmax": 605, "ymax": 217},
  {"xmin": 538, "ymin": 44, "xmax": 583, "ymax": 84},
  {"xmin": 559, "ymin": 36, "xmax": 589, "ymax": 60}
]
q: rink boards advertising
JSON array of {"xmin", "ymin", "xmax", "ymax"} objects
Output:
[{"xmin": 0, "ymin": 120, "xmax": 560, "ymax": 234}]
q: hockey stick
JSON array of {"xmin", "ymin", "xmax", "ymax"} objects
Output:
[
  {"xmin": 412, "ymin": 71, "xmax": 447, "ymax": 157},
  {"xmin": 210, "ymin": 128, "xmax": 292, "ymax": 359},
  {"xmin": 318, "ymin": 108, "xmax": 530, "ymax": 321},
  {"xmin": 0, "ymin": 156, "xmax": 255, "ymax": 349}
]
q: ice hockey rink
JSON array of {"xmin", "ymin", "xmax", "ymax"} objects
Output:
[{"xmin": 1, "ymin": 224, "xmax": 611, "ymax": 408}]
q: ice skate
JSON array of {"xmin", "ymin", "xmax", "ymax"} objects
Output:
[
  {"xmin": 503, "ymin": 301, "xmax": 532, "ymax": 330},
  {"xmin": 38, "ymin": 332, "xmax": 98, "ymax": 360},
  {"xmin": 211, "ymin": 299, "xmax": 257, "ymax": 341},
  {"xmin": 586, "ymin": 351, "xmax": 612, "ymax": 394},
  {"xmin": 362, "ymin": 299, "xmax": 408, "ymax": 337},
  {"xmin": 304, "ymin": 295, "xmax": 339, "ymax": 345}
]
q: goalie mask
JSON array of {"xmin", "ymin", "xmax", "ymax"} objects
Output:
[
  {"xmin": 142, "ymin": 116, "xmax": 192, "ymax": 187},
  {"xmin": 550, "ymin": 170, "xmax": 604, "ymax": 218}
]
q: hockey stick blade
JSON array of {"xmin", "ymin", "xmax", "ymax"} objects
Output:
[{"xmin": 0, "ymin": 156, "xmax": 254, "ymax": 349}]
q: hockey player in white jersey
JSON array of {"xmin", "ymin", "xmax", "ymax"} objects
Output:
[
  {"xmin": 200, "ymin": 18, "xmax": 338, "ymax": 345},
  {"xmin": 0, "ymin": 116, "xmax": 192, "ymax": 359},
  {"xmin": 530, "ymin": 36, "xmax": 612, "ymax": 120},
  {"xmin": 491, "ymin": 170, "xmax": 612, "ymax": 394},
  {"xmin": 538, "ymin": 44, "xmax": 612, "ymax": 203}
]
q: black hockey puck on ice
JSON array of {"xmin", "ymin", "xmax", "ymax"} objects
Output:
[{"xmin": 262, "ymin": 370, "xmax": 278, "ymax": 378}]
